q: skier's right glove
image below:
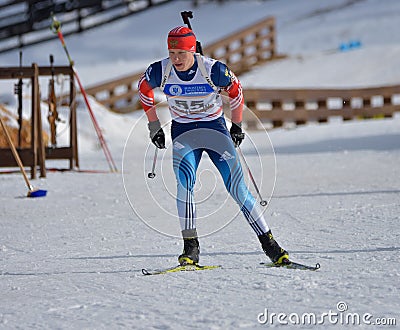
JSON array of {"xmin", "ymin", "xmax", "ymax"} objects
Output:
[{"xmin": 148, "ymin": 120, "xmax": 165, "ymax": 149}]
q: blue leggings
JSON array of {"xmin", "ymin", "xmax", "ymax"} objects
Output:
[{"xmin": 171, "ymin": 117, "xmax": 269, "ymax": 236}]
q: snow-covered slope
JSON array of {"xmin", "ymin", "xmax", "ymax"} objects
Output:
[{"xmin": 1, "ymin": 115, "xmax": 399, "ymax": 329}]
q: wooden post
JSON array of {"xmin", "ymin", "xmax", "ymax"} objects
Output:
[
  {"xmin": 342, "ymin": 98, "xmax": 352, "ymax": 121},
  {"xmin": 33, "ymin": 64, "xmax": 46, "ymax": 178},
  {"xmin": 295, "ymin": 100, "xmax": 306, "ymax": 125},
  {"xmin": 70, "ymin": 69, "xmax": 79, "ymax": 169},
  {"xmin": 270, "ymin": 18, "xmax": 276, "ymax": 58},
  {"xmin": 383, "ymin": 96, "xmax": 393, "ymax": 118},
  {"xmin": 245, "ymin": 100, "xmax": 258, "ymax": 130},
  {"xmin": 30, "ymin": 65, "xmax": 38, "ymax": 179}
]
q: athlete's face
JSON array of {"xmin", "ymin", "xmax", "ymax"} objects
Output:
[{"xmin": 169, "ymin": 49, "xmax": 195, "ymax": 71}]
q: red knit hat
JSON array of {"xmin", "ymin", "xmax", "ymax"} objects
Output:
[{"xmin": 167, "ymin": 26, "xmax": 196, "ymax": 52}]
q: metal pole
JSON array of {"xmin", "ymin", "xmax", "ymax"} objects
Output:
[
  {"xmin": 237, "ymin": 147, "xmax": 268, "ymax": 206},
  {"xmin": 147, "ymin": 147, "xmax": 158, "ymax": 179}
]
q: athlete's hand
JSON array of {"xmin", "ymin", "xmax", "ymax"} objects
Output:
[
  {"xmin": 148, "ymin": 120, "xmax": 165, "ymax": 149},
  {"xmin": 230, "ymin": 122, "xmax": 245, "ymax": 147}
]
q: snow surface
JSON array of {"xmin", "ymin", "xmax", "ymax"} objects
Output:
[{"xmin": 1, "ymin": 0, "xmax": 400, "ymax": 329}]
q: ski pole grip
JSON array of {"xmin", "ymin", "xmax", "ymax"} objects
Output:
[{"xmin": 50, "ymin": 13, "xmax": 61, "ymax": 33}]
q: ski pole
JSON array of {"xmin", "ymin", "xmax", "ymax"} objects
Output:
[
  {"xmin": 0, "ymin": 116, "xmax": 47, "ymax": 197},
  {"xmin": 236, "ymin": 146, "xmax": 268, "ymax": 206},
  {"xmin": 147, "ymin": 147, "xmax": 158, "ymax": 179},
  {"xmin": 50, "ymin": 14, "xmax": 118, "ymax": 173},
  {"xmin": 14, "ymin": 51, "xmax": 23, "ymax": 147}
]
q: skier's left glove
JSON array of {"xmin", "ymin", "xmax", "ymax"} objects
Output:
[{"xmin": 230, "ymin": 122, "xmax": 245, "ymax": 147}]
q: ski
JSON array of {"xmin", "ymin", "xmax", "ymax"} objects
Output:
[
  {"xmin": 142, "ymin": 260, "xmax": 319, "ymax": 275},
  {"xmin": 261, "ymin": 261, "xmax": 320, "ymax": 271},
  {"xmin": 142, "ymin": 264, "xmax": 221, "ymax": 276}
]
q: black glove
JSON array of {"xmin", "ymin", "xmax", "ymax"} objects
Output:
[
  {"xmin": 230, "ymin": 122, "xmax": 245, "ymax": 147},
  {"xmin": 148, "ymin": 120, "xmax": 165, "ymax": 149}
]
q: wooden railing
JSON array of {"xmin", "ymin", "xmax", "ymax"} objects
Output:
[
  {"xmin": 243, "ymin": 85, "xmax": 400, "ymax": 129},
  {"xmin": 85, "ymin": 72, "xmax": 143, "ymax": 114},
  {"xmin": 86, "ymin": 16, "xmax": 278, "ymax": 113},
  {"xmin": 203, "ymin": 16, "xmax": 277, "ymax": 76}
]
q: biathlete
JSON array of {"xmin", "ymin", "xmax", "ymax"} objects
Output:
[{"xmin": 138, "ymin": 26, "xmax": 289, "ymax": 266}]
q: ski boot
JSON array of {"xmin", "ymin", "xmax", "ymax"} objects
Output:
[
  {"xmin": 258, "ymin": 230, "xmax": 289, "ymax": 265},
  {"xmin": 178, "ymin": 229, "xmax": 200, "ymax": 265}
]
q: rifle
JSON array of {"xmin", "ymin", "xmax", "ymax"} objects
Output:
[
  {"xmin": 181, "ymin": 11, "xmax": 204, "ymax": 55},
  {"xmin": 47, "ymin": 54, "xmax": 59, "ymax": 147},
  {"xmin": 14, "ymin": 51, "xmax": 23, "ymax": 147}
]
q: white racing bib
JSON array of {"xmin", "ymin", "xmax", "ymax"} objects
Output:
[{"xmin": 160, "ymin": 56, "xmax": 223, "ymax": 123}]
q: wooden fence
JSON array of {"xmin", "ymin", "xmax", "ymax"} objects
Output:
[
  {"xmin": 204, "ymin": 16, "xmax": 277, "ymax": 76},
  {"xmin": 86, "ymin": 16, "xmax": 278, "ymax": 113},
  {"xmin": 243, "ymin": 85, "xmax": 400, "ymax": 129},
  {"xmin": 85, "ymin": 72, "xmax": 143, "ymax": 114}
]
